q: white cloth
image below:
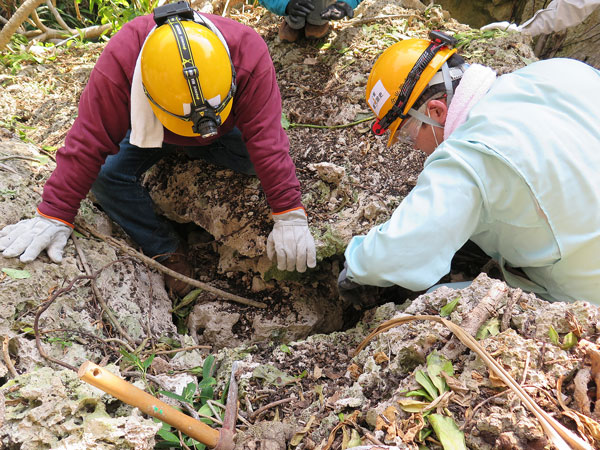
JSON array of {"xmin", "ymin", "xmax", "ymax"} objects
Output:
[
  {"xmin": 129, "ymin": 26, "xmax": 164, "ymax": 148},
  {"xmin": 443, "ymin": 64, "xmax": 496, "ymax": 140}
]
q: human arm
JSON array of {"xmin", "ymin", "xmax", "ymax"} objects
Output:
[
  {"xmin": 344, "ymin": 151, "xmax": 484, "ymax": 290},
  {"xmin": 481, "ymin": 0, "xmax": 600, "ymax": 36},
  {"xmin": 38, "ymin": 18, "xmax": 149, "ymax": 223},
  {"xmin": 519, "ymin": 0, "xmax": 600, "ymax": 35},
  {"xmin": 228, "ymin": 30, "xmax": 315, "ymax": 271}
]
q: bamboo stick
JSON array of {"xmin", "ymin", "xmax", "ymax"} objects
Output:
[{"xmin": 78, "ymin": 361, "xmax": 220, "ymax": 447}]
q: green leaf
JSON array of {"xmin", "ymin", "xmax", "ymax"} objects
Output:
[
  {"xmin": 397, "ymin": 398, "xmax": 430, "ymax": 413},
  {"xmin": 406, "ymin": 389, "xmax": 433, "ymax": 401},
  {"xmin": 561, "ymin": 332, "xmax": 578, "ymax": 350},
  {"xmin": 156, "ymin": 427, "xmax": 180, "ymax": 443},
  {"xmin": 142, "ymin": 354, "xmax": 155, "ymax": 370},
  {"xmin": 440, "ymin": 297, "xmax": 460, "ymax": 317},
  {"xmin": 281, "ymin": 113, "xmax": 291, "ymax": 130},
  {"xmin": 548, "ymin": 325, "xmax": 560, "ymax": 346},
  {"xmin": 426, "ymin": 351, "xmax": 453, "ymax": 394},
  {"xmin": 2, "ymin": 268, "xmax": 31, "ymax": 279},
  {"xmin": 252, "ymin": 364, "xmax": 297, "ymax": 386},
  {"xmin": 415, "ymin": 370, "xmax": 439, "ymax": 400},
  {"xmin": 202, "ymin": 355, "xmax": 215, "ymax": 379},
  {"xmin": 182, "ymin": 382, "xmax": 197, "ymax": 402},
  {"xmin": 427, "ymin": 414, "xmax": 467, "ymax": 450},
  {"xmin": 159, "ymin": 390, "xmax": 188, "ymax": 403},
  {"xmin": 476, "ymin": 317, "xmax": 501, "ymax": 340},
  {"xmin": 347, "ymin": 428, "xmax": 362, "ymax": 448},
  {"xmin": 279, "ymin": 343, "xmax": 291, "ymax": 354}
]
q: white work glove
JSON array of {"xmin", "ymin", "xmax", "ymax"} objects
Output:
[
  {"xmin": 0, "ymin": 213, "xmax": 73, "ymax": 263},
  {"xmin": 266, "ymin": 208, "xmax": 317, "ymax": 273},
  {"xmin": 480, "ymin": 21, "xmax": 521, "ymax": 32}
]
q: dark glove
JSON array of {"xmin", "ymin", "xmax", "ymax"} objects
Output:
[
  {"xmin": 320, "ymin": 1, "xmax": 354, "ymax": 20},
  {"xmin": 286, "ymin": 0, "xmax": 315, "ymax": 18},
  {"xmin": 338, "ymin": 263, "xmax": 362, "ymax": 305}
]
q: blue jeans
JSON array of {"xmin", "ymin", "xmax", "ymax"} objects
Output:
[{"xmin": 91, "ymin": 128, "xmax": 255, "ymax": 258}]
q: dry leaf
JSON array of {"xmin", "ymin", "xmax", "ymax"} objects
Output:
[
  {"xmin": 489, "ymin": 368, "xmax": 507, "ymax": 388},
  {"xmin": 347, "ymin": 363, "xmax": 362, "ymax": 380},
  {"xmin": 471, "ymin": 371, "xmax": 484, "ymax": 381},
  {"xmin": 313, "ymin": 365, "xmax": 323, "ymax": 380},
  {"xmin": 440, "ymin": 371, "xmax": 469, "ymax": 394},
  {"xmin": 374, "ymin": 351, "xmax": 390, "ymax": 364},
  {"xmin": 354, "ymin": 312, "xmax": 594, "ymax": 450},
  {"xmin": 401, "ymin": 413, "xmax": 425, "ymax": 444},
  {"xmin": 557, "ymin": 376, "xmax": 600, "ymax": 446}
]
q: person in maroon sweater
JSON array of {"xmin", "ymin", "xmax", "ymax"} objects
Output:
[{"xmin": 0, "ymin": 3, "xmax": 316, "ymax": 295}]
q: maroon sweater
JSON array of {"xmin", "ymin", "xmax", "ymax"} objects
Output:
[{"xmin": 38, "ymin": 14, "xmax": 302, "ymax": 224}]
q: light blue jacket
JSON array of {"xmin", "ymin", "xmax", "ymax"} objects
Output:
[
  {"xmin": 259, "ymin": 0, "xmax": 361, "ymax": 16},
  {"xmin": 345, "ymin": 58, "xmax": 600, "ymax": 304}
]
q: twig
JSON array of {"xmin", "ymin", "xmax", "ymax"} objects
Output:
[
  {"xmin": 153, "ymin": 345, "xmax": 211, "ymax": 355},
  {"xmin": 2, "ymin": 337, "xmax": 17, "ymax": 377},
  {"xmin": 0, "ymin": 155, "xmax": 43, "ymax": 163},
  {"xmin": 208, "ymin": 399, "xmax": 252, "ymax": 427},
  {"xmin": 344, "ymin": 13, "xmax": 416, "ymax": 27},
  {"xmin": 355, "ymin": 315, "xmax": 593, "ymax": 450},
  {"xmin": 177, "ymin": 430, "xmax": 192, "ymax": 450},
  {"xmin": 72, "ymin": 234, "xmax": 136, "ymax": 346},
  {"xmin": 77, "ymin": 222, "xmax": 267, "ymax": 309},
  {"xmin": 502, "ymin": 288, "xmax": 522, "ymax": 332},
  {"xmin": 249, "ymin": 396, "xmax": 295, "ymax": 421},
  {"xmin": 521, "ymin": 351, "xmax": 531, "ymax": 385},
  {"xmin": 34, "ymin": 259, "xmax": 131, "ymax": 372},
  {"xmin": 44, "ymin": 0, "xmax": 74, "ymax": 33},
  {"xmin": 441, "ymin": 282, "xmax": 508, "ymax": 360},
  {"xmin": 288, "ymin": 115, "xmax": 374, "ymax": 130}
]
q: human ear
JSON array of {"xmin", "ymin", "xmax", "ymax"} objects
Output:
[{"xmin": 426, "ymin": 99, "xmax": 448, "ymax": 125}]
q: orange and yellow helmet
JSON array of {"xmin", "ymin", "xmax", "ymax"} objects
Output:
[
  {"xmin": 141, "ymin": 11, "xmax": 235, "ymax": 138},
  {"xmin": 366, "ymin": 31, "xmax": 457, "ymax": 147}
]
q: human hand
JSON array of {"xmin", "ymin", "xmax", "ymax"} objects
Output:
[
  {"xmin": 321, "ymin": 1, "xmax": 354, "ymax": 20},
  {"xmin": 267, "ymin": 208, "xmax": 317, "ymax": 272},
  {"xmin": 480, "ymin": 21, "xmax": 520, "ymax": 32},
  {"xmin": 286, "ymin": 0, "xmax": 315, "ymax": 19},
  {"xmin": 337, "ymin": 263, "xmax": 363, "ymax": 305},
  {"xmin": 0, "ymin": 213, "xmax": 73, "ymax": 263}
]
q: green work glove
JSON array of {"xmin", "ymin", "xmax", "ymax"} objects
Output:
[
  {"xmin": 0, "ymin": 212, "xmax": 73, "ymax": 263},
  {"xmin": 267, "ymin": 208, "xmax": 317, "ymax": 273}
]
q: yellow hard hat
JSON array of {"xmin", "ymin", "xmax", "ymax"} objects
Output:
[
  {"xmin": 366, "ymin": 31, "xmax": 457, "ymax": 147},
  {"xmin": 141, "ymin": 19, "xmax": 234, "ymax": 137}
]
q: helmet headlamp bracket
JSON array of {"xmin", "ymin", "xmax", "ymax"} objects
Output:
[{"xmin": 371, "ymin": 30, "xmax": 456, "ymax": 136}]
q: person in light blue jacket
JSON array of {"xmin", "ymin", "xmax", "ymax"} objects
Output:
[
  {"xmin": 339, "ymin": 30, "xmax": 600, "ymax": 305},
  {"xmin": 259, "ymin": 0, "xmax": 361, "ymax": 43}
]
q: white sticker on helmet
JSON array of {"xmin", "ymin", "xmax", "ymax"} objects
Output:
[
  {"xmin": 367, "ymin": 80, "xmax": 390, "ymax": 116},
  {"xmin": 207, "ymin": 95, "xmax": 222, "ymax": 108}
]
